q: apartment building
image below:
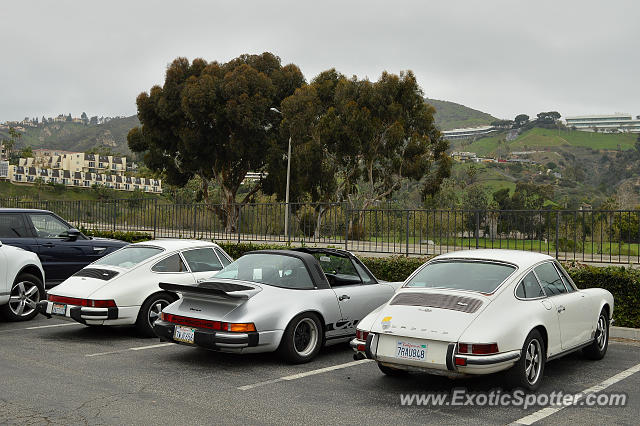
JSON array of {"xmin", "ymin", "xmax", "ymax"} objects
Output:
[
  {"xmin": 7, "ymin": 165, "xmax": 162, "ymax": 193},
  {"xmin": 565, "ymin": 114, "xmax": 640, "ymax": 133},
  {"xmin": 21, "ymin": 150, "xmax": 127, "ymax": 175}
]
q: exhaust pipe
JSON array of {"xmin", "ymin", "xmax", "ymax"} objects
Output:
[{"xmin": 353, "ymin": 352, "xmax": 366, "ymax": 361}]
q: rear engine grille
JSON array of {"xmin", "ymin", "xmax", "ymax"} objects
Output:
[
  {"xmin": 198, "ymin": 281, "xmax": 254, "ymax": 292},
  {"xmin": 73, "ymin": 268, "xmax": 119, "ymax": 281},
  {"xmin": 390, "ymin": 293, "xmax": 483, "ymax": 313}
]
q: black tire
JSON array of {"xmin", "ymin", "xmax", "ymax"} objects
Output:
[
  {"xmin": 505, "ymin": 329, "xmax": 546, "ymax": 391},
  {"xmin": 377, "ymin": 362, "xmax": 408, "ymax": 376},
  {"xmin": 135, "ymin": 292, "xmax": 176, "ymax": 337},
  {"xmin": 278, "ymin": 313, "xmax": 324, "ymax": 364},
  {"xmin": 0, "ymin": 273, "xmax": 44, "ymax": 322},
  {"xmin": 583, "ymin": 310, "xmax": 609, "ymax": 360}
]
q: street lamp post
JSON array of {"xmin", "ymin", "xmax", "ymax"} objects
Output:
[{"xmin": 270, "ymin": 107, "xmax": 291, "ymax": 240}]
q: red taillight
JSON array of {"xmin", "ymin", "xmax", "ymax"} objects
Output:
[
  {"xmin": 357, "ymin": 344, "xmax": 366, "ymax": 352},
  {"xmin": 356, "ymin": 330, "xmax": 369, "ymax": 341},
  {"xmin": 48, "ymin": 294, "xmax": 116, "ymax": 308},
  {"xmin": 162, "ymin": 314, "xmax": 255, "ymax": 332},
  {"xmin": 454, "ymin": 356, "xmax": 467, "ymax": 366},
  {"xmin": 457, "ymin": 342, "xmax": 499, "ymax": 355}
]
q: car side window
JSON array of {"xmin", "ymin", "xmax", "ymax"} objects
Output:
[
  {"xmin": 314, "ymin": 253, "xmax": 362, "ymax": 286},
  {"xmin": 0, "ymin": 214, "xmax": 29, "ymax": 238},
  {"xmin": 554, "ymin": 262, "xmax": 577, "ymax": 293},
  {"xmin": 516, "ymin": 271, "xmax": 545, "ymax": 299},
  {"xmin": 353, "ymin": 261, "xmax": 376, "ymax": 284},
  {"xmin": 27, "ymin": 213, "xmax": 70, "ymax": 238},
  {"xmin": 181, "ymin": 248, "xmax": 223, "ymax": 273},
  {"xmin": 152, "ymin": 253, "xmax": 188, "ymax": 273},
  {"xmin": 534, "ymin": 262, "xmax": 567, "ymax": 296},
  {"xmin": 214, "ymin": 248, "xmax": 232, "ymax": 267}
]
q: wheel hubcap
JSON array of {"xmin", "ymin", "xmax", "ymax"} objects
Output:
[
  {"xmin": 147, "ymin": 299, "xmax": 170, "ymax": 327},
  {"xmin": 293, "ymin": 318, "xmax": 318, "ymax": 357},
  {"xmin": 9, "ymin": 281, "xmax": 40, "ymax": 317},
  {"xmin": 524, "ymin": 339, "xmax": 542, "ymax": 385},
  {"xmin": 596, "ymin": 315, "xmax": 607, "ymax": 350}
]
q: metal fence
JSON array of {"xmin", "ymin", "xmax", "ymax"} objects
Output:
[{"xmin": 2, "ymin": 197, "xmax": 639, "ymax": 264}]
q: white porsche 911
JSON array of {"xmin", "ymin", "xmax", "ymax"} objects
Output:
[
  {"xmin": 0, "ymin": 240, "xmax": 45, "ymax": 321},
  {"xmin": 352, "ymin": 250, "xmax": 614, "ymax": 390},
  {"xmin": 38, "ymin": 239, "xmax": 232, "ymax": 335}
]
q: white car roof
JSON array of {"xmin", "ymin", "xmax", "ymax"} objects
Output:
[
  {"xmin": 432, "ymin": 249, "xmax": 554, "ymax": 270},
  {"xmin": 129, "ymin": 239, "xmax": 221, "ymax": 251}
]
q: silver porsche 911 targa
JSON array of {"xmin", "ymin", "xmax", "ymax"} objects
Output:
[{"xmin": 153, "ymin": 248, "xmax": 402, "ymax": 363}]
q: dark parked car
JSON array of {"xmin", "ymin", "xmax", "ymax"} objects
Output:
[{"xmin": 0, "ymin": 208, "xmax": 128, "ymax": 287}]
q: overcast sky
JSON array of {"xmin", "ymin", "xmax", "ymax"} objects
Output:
[{"xmin": 2, "ymin": 0, "xmax": 638, "ymax": 123}]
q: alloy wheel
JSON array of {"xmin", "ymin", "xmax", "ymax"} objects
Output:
[
  {"xmin": 147, "ymin": 299, "xmax": 170, "ymax": 328},
  {"xmin": 596, "ymin": 315, "xmax": 607, "ymax": 351},
  {"xmin": 525, "ymin": 339, "xmax": 542, "ymax": 385},
  {"xmin": 293, "ymin": 318, "xmax": 319, "ymax": 357},
  {"xmin": 9, "ymin": 281, "xmax": 40, "ymax": 317}
]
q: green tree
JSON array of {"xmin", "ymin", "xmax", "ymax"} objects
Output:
[
  {"xmin": 66, "ymin": 113, "xmax": 72, "ymax": 122},
  {"xmin": 1, "ymin": 127, "xmax": 21, "ymax": 159},
  {"xmin": 514, "ymin": 114, "xmax": 529, "ymax": 127},
  {"xmin": 20, "ymin": 145, "xmax": 33, "ymax": 158},
  {"xmin": 128, "ymin": 53, "xmax": 305, "ymax": 231}
]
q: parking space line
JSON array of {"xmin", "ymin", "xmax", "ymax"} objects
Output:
[
  {"xmin": 24, "ymin": 323, "xmax": 82, "ymax": 330},
  {"xmin": 86, "ymin": 343, "xmax": 173, "ymax": 357},
  {"xmin": 514, "ymin": 362, "xmax": 640, "ymax": 425},
  {"xmin": 238, "ymin": 359, "xmax": 373, "ymax": 391}
]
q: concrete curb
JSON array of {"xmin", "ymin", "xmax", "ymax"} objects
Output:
[{"xmin": 611, "ymin": 326, "xmax": 640, "ymax": 341}]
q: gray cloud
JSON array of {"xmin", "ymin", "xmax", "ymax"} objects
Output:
[{"xmin": 1, "ymin": 0, "xmax": 638, "ymax": 122}]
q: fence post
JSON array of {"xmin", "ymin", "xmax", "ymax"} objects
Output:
[
  {"xmin": 555, "ymin": 212, "xmax": 560, "ymax": 259},
  {"xmin": 152, "ymin": 199, "xmax": 158, "ymax": 239},
  {"xmin": 237, "ymin": 205, "xmax": 241, "ymax": 244},
  {"xmin": 193, "ymin": 204, "xmax": 197, "ymax": 239},
  {"xmin": 475, "ymin": 210, "xmax": 480, "ymax": 249},
  {"xmin": 112, "ymin": 202, "xmax": 117, "ymax": 232},
  {"xmin": 344, "ymin": 203, "xmax": 349, "ymax": 251},
  {"xmin": 287, "ymin": 203, "xmax": 292, "ymax": 245},
  {"xmin": 406, "ymin": 210, "xmax": 410, "ymax": 256}
]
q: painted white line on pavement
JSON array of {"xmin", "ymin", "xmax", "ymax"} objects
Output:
[
  {"xmin": 238, "ymin": 359, "xmax": 373, "ymax": 391},
  {"xmin": 86, "ymin": 343, "xmax": 173, "ymax": 357},
  {"xmin": 24, "ymin": 323, "xmax": 82, "ymax": 330},
  {"xmin": 514, "ymin": 362, "xmax": 640, "ymax": 425}
]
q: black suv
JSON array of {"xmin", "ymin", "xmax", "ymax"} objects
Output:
[{"xmin": 0, "ymin": 209, "xmax": 128, "ymax": 287}]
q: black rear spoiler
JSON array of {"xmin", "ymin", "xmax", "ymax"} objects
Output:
[{"xmin": 159, "ymin": 281, "xmax": 257, "ymax": 299}]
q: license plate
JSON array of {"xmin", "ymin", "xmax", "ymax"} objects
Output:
[
  {"xmin": 174, "ymin": 325, "xmax": 195, "ymax": 344},
  {"xmin": 396, "ymin": 341, "xmax": 427, "ymax": 361},
  {"xmin": 52, "ymin": 303, "xmax": 67, "ymax": 315}
]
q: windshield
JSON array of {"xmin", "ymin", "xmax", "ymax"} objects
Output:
[
  {"xmin": 405, "ymin": 260, "xmax": 516, "ymax": 294},
  {"xmin": 214, "ymin": 253, "xmax": 314, "ymax": 289},
  {"xmin": 93, "ymin": 246, "xmax": 164, "ymax": 269}
]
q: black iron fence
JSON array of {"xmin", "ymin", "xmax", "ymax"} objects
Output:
[{"xmin": 2, "ymin": 198, "xmax": 639, "ymax": 264}]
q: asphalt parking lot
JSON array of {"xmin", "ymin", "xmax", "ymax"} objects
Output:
[{"xmin": 1, "ymin": 316, "xmax": 639, "ymax": 425}]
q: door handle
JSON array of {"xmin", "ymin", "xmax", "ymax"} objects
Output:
[
  {"xmin": 42, "ymin": 243, "xmax": 55, "ymax": 248},
  {"xmin": 557, "ymin": 305, "xmax": 566, "ymax": 313},
  {"xmin": 338, "ymin": 294, "xmax": 350, "ymax": 301},
  {"xmin": 197, "ymin": 279, "xmax": 207, "ymax": 283}
]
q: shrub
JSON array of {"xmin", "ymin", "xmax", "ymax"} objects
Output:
[
  {"xmin": 360, "ymin": 255, "xmax": 429, "ymax": 282},
  {"xmin": 80, "ymin": 227, "xmax": 152, "ymax": 243},
  {"xmin": 565, "ymin": 263, "xmax": 640, "ymax": 328}
]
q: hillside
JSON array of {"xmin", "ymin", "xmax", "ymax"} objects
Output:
[
  {"xmin": 1, "ymin": 116, "xmax": 139, "ymax": 155},
  {"xmin": 454, "ymin": 127, "xmax": 638, "ymax": 157},
  {"xmin": 426, "ymin": 98, "xmax": 497, "ymax": 130}
]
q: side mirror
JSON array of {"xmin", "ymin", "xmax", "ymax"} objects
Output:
[
  {"xmin": 0, "ymin": 240, "xmax": 3, "ymax": 247},
  {"xmin": 66, "ymin": 228, "xmax": 81, "ymax": 241}
]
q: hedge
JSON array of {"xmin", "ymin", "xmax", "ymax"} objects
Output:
[
  {"xmin": 565, "ymin": 263, "xmax": 640, "ymax": 328},
  {"xmin": 80, "ymin": 227, "xmax": 153, "ymax": 243}
]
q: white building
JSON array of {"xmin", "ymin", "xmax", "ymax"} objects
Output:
[
  {"xmin": 442, "ymin": 125, "xmax": 496, "ymax": 140},
  {"xmin": 565, "ymin": 114, "xmax": 640, "ymax": 133}
]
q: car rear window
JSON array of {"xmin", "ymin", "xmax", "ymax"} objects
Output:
[
  {"xmin": 405, "ymin": 260, "xmax": 516, "ymax": 294},
  {"xmin": 93, "ymin": 246, "xmax": 163, "ymax": 269},
  {"xmin": 215, "ymin": 253, "xmax": 314, "ymax": 289}
]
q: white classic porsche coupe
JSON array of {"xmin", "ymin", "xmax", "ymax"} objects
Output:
[
  {"xmin": 38, "ymin": 240, "xmax": 232, "ymax": 335},
  {"xmin": 351, "ymin": 250, "xmax": 614, "ymax": 390}
]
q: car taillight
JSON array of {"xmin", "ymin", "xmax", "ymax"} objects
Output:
[
  {"xmin": 162, "ymin": 314, "xmax": 255, "ymax": 332},
  {"xmin": 47, "ymin": 294, "xmax": 116, "ymax": 308},
  {"xmin": 457, "ymin": 342, "xmax": 499, "ymax": 355},
  {"xmin": 356, "ymin": 329, "xmax": 369, "ymax": 341}
]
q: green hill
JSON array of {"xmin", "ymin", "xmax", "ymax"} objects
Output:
[
  {"xmin": 456, "ymin": 127, "xmax": 637, "ymax": 156},
  {"xmin": 426, "ymin": 98, "xmax": 497, "ymax": 130},
  {"xmin": 1, "ymin": 116, "xmax": 139, "ymax": 155}
]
